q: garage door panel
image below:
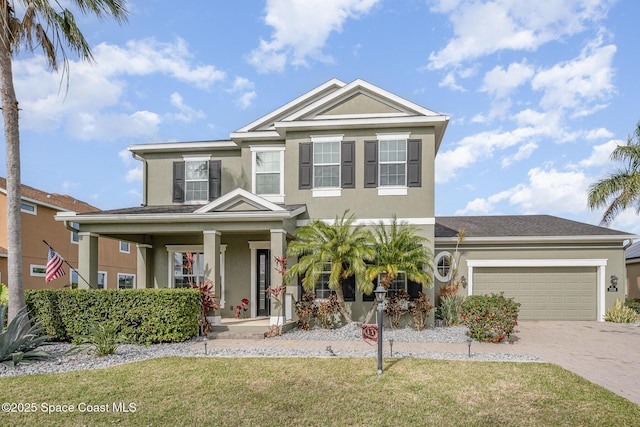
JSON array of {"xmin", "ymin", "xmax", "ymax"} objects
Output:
[{"xmin": 473, "ymin": 266, "xmax": 596, "ymax": 320}]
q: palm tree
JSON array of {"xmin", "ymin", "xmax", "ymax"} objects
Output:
[
  {"xmin": 285, "ymin": 211, "xmax": 374, "ymax": 323},
  {"xmin": 363, "ymin": 217, "xmax": 433, "ymax": 323},
  {"xmin": 588, "ymin": 122, "xmax": 640, "ymax": 226},
  {"xmin": 1, "ymin": 1, "xmax": 128, "ymax": 322}
]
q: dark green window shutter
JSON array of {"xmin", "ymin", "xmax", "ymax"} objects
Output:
[
  {"xmin": 407, "ymin": 139, "xmax": 422, "ymax": 187},
  {"xmin": 341, "ymin": 141, "xmax": 355, "ymax": 188},
  {"xmin": 408, "ymin": 279, "xmax": 422, "ymax": 300},
  {"xmin": 173, "ymin": 161, "xmax": 185, "ymax": 202},
  {"xmin": 208, "ymin": 160, "xmax": 221, "ymax": 201},
  {"xmin": 343, "ymin": 274, "xmax": 356, "ymax": 302},
  {"xmin": 299, "ymin": 142, "xmax": 312, "ymax": 189},
  {"xmin": 364, "ymin": 140, "xmax": 378, "ymax": 188},
  {"xmin": 363, "ymin": 275, "xmax": 378, "ymax": 302}
]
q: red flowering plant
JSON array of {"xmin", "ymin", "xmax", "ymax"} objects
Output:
[
  {"xmin": 461, "ymin": 293, "xmax": 520, "ymax": 343},
  {"xmin": 183, "ymin": 252, "xmax": 219, "ymax": 335},
  {"xmin": 234, "ymin": 298, "xmax": 250, "ymax": 318},
  {"xmin": 263, "ymin": 256, "xmax": 288, "ymax": 336}
]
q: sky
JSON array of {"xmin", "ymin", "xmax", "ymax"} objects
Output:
[{"xmin": 2, "ymin": 0, "xmax": 640, "ymax": 234}]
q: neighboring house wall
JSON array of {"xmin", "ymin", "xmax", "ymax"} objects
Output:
[
  {"xmin": 0, "ymin": 182, "xmax": 136, "ymax": 290},
  {"xmin": 626, "ymin": 261, "xmax": 640, "ymax": 299}
]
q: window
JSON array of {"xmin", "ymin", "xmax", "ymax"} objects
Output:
[
  {"xmin": 98, "ymin": 272, "xmax": 107, "ymax": 289},
  {"xmin": 118, "ymin": 273, "xmax": 136, "ymax": 290},
  {"xmin": 172, "ymin": 252, "xmax": 204, "ymax": 288},
  {"xmin": 173, "ymin": 158, "xmax": 221, "ymax": 203},
  {"xmin": 379, "ymin": 139, "xmax": 406, "ymax": 187},
  {"xmin": 30, "ymin": 265, "xmax": 46, "ymax": 277},
  {"xmin": 313, "ymin": 140, "xmax": 340, "ymax": 188},
  {"xmin": 252, "ymin": 147, "xmax": 284, "ymax": 202},
  {"xmin": 314, "ymin": 263, "xmax": 333, "ymax": 299},
  {"xmin": 20, "ymin": 202, "xmax": 37, "ymax": 214},
  {"xmin": 119, "ymin": 241, "xmax": 130, "ymax": 253},
  {"xmin": 185, "ymin": 160, "xmax": 209, "ymax": 202},
  {"xmin": 71, "ymin": 271, "xmax": 78, "ymax": 289},
  {"xmin": 364, "ymin": 135, "xmax": 421, "ymax": 194},
  {"xmin": 434, "ymin": 252, "xmax": 452, "ymax": 282},
  {"xmin": 70, "ymin": 222, "xmax": 79, "ymax": 244}
]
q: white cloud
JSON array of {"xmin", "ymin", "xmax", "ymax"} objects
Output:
[
  {"xmin": 227, "ymin": 77, "xmax": 257, "ymax": 109},
  {"xmin": 501, "ymin": 141, "xmax": 538, "ymax": 167},
  {"xmin": 481, "ymin": 61, "xmax": 534, "ymax": 98},
  {"xmin": 578, "ymin": 139, "xmax": 620, "ymax": 168},
  {"xmin": 428, "ymin": 0, "xmax": 613, "ymax": 69},
  {"xmin": 13, "ymin": 38, "xmax": 224, "ymax": 141},
  {"xmin": 585, "ymin": 127, "xmax": 614, "ymax": 140},
  {"xmin": 169, "ymin": 92, "xmax": 206, "ymax": 123},
  {"xmin": 456, "ymin": 166, "xmax": 591, "ymax": 215},
  {"xmin": 247, "ymin": 0, "xmax": 381, "ymax": 73},
  {"xmin": 438, "ymin": 72, "xmax": 465, "ymax": 92},
  {"xmin": 531, "ymin": 38, "xmax": 616, "ymax": 112},
  {"xmin": 125, "ymin": 166, "xmax": 143, "ymax": 183}
]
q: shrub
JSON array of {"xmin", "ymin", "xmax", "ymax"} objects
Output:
[
  {"xmin": 25, "ymin": 289, "xmax": 200, "ymax": 344},
  {"xmin": 295, "ymin": 292, "xmax": 317, "ymax": 330},
  {"xmin": 410, "ymin": 291, "xmax": 433, "ymax": 331},
  {"xmin": 384, "ymin": 289, "xmax": 410, "ymax": 328},
  {"xmin": 317, "ymin": 294, "xmax": 340, "ymax": 329},
  {"xmin": 625, "ymin": 298, "xmax": 640, "ymax": 315},
  {"xmin": 0, "ymin": 305, "xmax": 50, "ymax": 368},
  {"xmin": 437, "ymin": 295, "xmax": 465, "ymax": 326},
  {"xmin": 461, "ymin": 293, "xmax": 520, "ymax": 343},
  {"xmin": 604, "ymin": 299, "xmax": 638, "ymax": 323}
]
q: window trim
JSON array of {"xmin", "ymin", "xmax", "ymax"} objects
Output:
[
  {"xmin": 251, "ymin": 146, "xmax": 285, "ymax": 203},
  {"xmin": 311, "ymin": 135, "xmax": 342, "ymax": 194},
  {"xmin": 98, "ymin": 271, "xmax": 107, "ymax": 290},
  {"xmin": 30, "ymin": 264, "xmax": 46, "ymax": 277},
  {"xmin": 434, "ymin": 251, "xmax": 452, "ymax": 282},
  {"xmin": 183, "ymin": 155, "xmax": 211, "ymax": 203},
  {"xmin": 117, "ymin": 273, "xmax": 136, "ymax": 290},
  {"xmin": 166, "ymin": 245, "xmax": 204, "ymax": 289},
  {"xmin": 377, "ymin": 133, "xmax": 409, "ymax": 189},
  {"xmin": 70, "ymin": 222, "xmax": 79, "ymax": 244},
  {"xmin": 119, "ymin": 241, "xmax": 130, "ymax": 254},
  {"xmin": 20, "ymin": 201, "xmax": 37, "ymax": 215}
]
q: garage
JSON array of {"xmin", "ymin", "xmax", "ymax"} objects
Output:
[{"xmin": 472, "ymin": 266, "xmax": 598, "ymax": 320}]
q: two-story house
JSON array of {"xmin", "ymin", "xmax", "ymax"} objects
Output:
[
  {"xmin": 58, "ymin": 79, "xmax": 634, "ymax": 323},
  {"xmin": 0, "ymin": 178, "xmax": 137, "ymax": 290}
]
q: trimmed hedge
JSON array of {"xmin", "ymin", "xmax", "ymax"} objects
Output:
[{"xmin": 25, "ymin": 289, "xmax": 200, "ymax": 345}]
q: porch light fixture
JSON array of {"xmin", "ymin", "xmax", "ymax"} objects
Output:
[
  {"xmin": 373, "ymin": 285, "xmax": 387, "ymax": 375},
  {"xmin": 610, "ymin": 275, "xmax": 618, "ymax": 286},
  {"xmin": 460, "ymin": 275, "xmax": 468, "ymax": 288}
]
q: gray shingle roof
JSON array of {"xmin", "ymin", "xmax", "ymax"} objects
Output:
[
  {"xmin": 435, "ymin": 215, "xmax": 633, "ymax": 238},
  {"xmin": 626, "ymin": 240, "xmax": 640, "ymax": 259}
]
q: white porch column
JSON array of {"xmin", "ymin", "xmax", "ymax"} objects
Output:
[
  {"xmin": 270, "ymin": 229, "xmax": 287, "ymax": 326},
  {"xmin": 77, "ymin": 232, "xmax": 99, "ymax": 289},
  {"xmin": 203, "ymin": 230, "xmax": 221, "ymax": 309},
  {"xmin": 136, "ymin": 244, "xmax": 153, "ymax": 289}
]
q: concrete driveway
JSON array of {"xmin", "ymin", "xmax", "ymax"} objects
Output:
[{"xmin": 512, "ymin": 321, "xmax": 640, "ymax": 406}]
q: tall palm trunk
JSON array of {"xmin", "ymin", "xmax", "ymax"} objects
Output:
[
  {"xmin": 333, "ymin": 280, "xmax": 352, "ymax": 323},
  {"xmin": 0, "ymin": 39, "xmax": 26, "ymax": 323}
]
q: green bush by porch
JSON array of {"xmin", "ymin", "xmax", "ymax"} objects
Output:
[{"xmin": 25, "ymin": 289, "xmax": 200, "ymax": 344}]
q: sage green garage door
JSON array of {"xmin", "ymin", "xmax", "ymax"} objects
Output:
[{"xmin": 473, "ymin": 266, "xmax": 597, "ymax": 320}]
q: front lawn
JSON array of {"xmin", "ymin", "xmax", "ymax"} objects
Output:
[{"xmin": 1, "ymin": 357, "xmax": 638, "ymax": 426}]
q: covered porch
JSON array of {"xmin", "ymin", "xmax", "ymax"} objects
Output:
[{"xmin": 56, "ymin": 189, "xmax": 306, "ymax": 326}]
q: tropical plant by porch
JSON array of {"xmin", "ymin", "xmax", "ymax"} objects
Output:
[
  {"xmin": 363, "ymin": 217, "xmax": 433, "ymax": 324},
  {"xmin": 285, "ymin": 211, "xmax": 374, "ymax": 324}
]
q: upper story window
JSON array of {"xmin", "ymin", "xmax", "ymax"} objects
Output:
[
  {"xmin": 173, "ymin": 157, "xmax": 221, "ymax": 204},
  {"xmin": 364, "ymin": 133, "xmax": 421, "ymax": 196},
  {"xmin": 251, "ymin": 146, "xmax": 284, "ymax": 203},
  {"xmin": 379, "ymin": 139, "xmax": 406, "ymax": 186},
  {"xmin": 185, "ymin": 160, "xmax": 209, "ymax": 202},
  {"xmin": 70, "ymin": 222, "xmax": 79, "ymax": 244},
  {"xmin": 119, "ymin": 241, "xmax": 130, "ymax": 253},
  {"xmin": 299, "ymin": 135, "xmax": 354, "ymax": 196},
  {"xmin": 20, "ymin": 201, "xmax": 37, "ymax": 215}
]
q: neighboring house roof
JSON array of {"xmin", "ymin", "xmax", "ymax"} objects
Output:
[
  {"xmin": 626, "ymin": 240, "xmax": 640, "ymax": 260},
  {"xmin": 435, "ymin": 215, "xmax": 634, "ymax": 241},
  {"xmin": 0, "ymin": 177, "xmax": 98, "ymax": 213}
]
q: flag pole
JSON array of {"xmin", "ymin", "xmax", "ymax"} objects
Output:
[{"xmin": 42, "ymin": 240, "xmax": 96, "ymax": 289}]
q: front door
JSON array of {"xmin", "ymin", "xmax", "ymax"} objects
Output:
[{"xmin": 256, "ymin": 249, "xmax": 271, "ymax": 317}]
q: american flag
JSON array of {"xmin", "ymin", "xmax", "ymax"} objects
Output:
[{"xmin": 45, "ymin": 247, "xmax": 66, "ymax": 283}]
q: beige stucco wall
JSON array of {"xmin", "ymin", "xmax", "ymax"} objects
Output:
[{"xmin": 626, "ymin": 261, "xmax": 640, "ymax": 299}]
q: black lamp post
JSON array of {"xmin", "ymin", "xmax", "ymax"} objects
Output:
[{"xmin": 374, "ymin": 284, "xmax": 387, "ymax": 375}]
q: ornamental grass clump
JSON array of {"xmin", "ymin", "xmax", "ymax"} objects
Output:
[
  {"xmin": 437, "ymin": 294, "xmax": 465, "ymax": 326},
  {"xmin": 71, "ymin": 321, "xmax": 125, "ymax": 357},
  {"xmin": 461, "ymin": 293, "xmax": 520, "ymax": 343},
  {"xmin": 604, "ymin": 299, "xmax": 638, "ymax": 323}
]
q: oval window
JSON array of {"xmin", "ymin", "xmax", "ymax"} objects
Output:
[{"xmin": 434, "ymin": 251, "xmax": 452, "ymax": 282}]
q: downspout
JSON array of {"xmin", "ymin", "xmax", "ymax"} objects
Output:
[{"xmin": 132, "ymin": 153, "xmax": 148, "ymax": 206}]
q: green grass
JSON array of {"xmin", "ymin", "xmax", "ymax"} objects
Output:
[{"xmin": 1, "ymin": 357, "xmax": 639, "ymax": 426}]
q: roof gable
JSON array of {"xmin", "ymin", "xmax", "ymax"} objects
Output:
[{"xmin": 193, "ymin": 188, "xmax": 285, "ymax": 214}]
